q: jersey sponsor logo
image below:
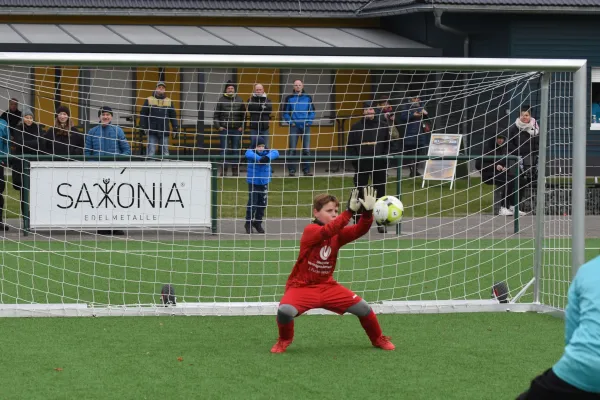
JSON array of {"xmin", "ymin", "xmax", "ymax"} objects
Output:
[{"xmin": 319, "ymin": 245, "xmax": 332, "ymax": 261}]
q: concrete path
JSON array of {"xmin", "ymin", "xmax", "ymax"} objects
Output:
[{"xmin": 3, "ymin": 215, "xmax": 598, "ymax": 242}]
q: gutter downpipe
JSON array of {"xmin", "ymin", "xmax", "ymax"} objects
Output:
[{"xmin": 434, "ymin": 9, "xmax": 473, "ymax": 180}]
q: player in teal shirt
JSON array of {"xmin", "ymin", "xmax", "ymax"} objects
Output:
[{"xmin": 517, "ymin": 255, "xmax": 600, "ymax": 399}]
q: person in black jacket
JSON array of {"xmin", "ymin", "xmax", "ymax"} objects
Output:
[
  {"xmin": 347, "ymin": 101, "xmax": 390, "ymax": 233},
  {"xmin": 214, "ymin": 80, "xmax": 246, "ymax": 177},
  {"xmin": 44, "ymin": 105, "xmax": 84, "ymax": 159},
  {"xmin": 0, "ymin": 98, "xmax": 22, "ymax": 130},
  {"xmin": 509, "ymin": 105, "xmax": 539, "ymax": 163},
  {"xmin": 477, "ymin": 134, "xmax": 521, "ymax": 216},
  {"xmin": 247, "ymin": 84, "xmax": 273, "ymax": 148},
  {"xmin": 11, "ymin": 107, "xmax": 43, "ymax": 218},
  {"xmin": 508, "ymin": 105, "xmax": 539, "ymax": 208}
]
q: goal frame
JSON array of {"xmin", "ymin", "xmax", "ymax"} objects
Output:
[{"xmin": 0, "ymin": 52, "xmax": 587, "ymax": 317}]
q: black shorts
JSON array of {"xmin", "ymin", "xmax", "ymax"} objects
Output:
[{"xmin": 516, "ymin": 368, "xmax": 600, "ymax": 400}]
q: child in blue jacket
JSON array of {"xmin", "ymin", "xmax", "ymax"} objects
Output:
[{"xmin": 245, "ymin": 137, "xmax": 279, "ymax": 234}]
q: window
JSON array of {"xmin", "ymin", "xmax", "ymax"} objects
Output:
[
  {"xmin": 88, "ymin": 67, "xmax": 135, "ymax": 126},
  {"xmin": 0, "ymin": 66, "xmax": 33, "ymax": 113},
  {"xmin": 280, "ymin": 69, "xmax": 335, "ymax": 126},
  {"xmin": 203, "ymin": 68, "xmax": 235, "ymax": 126},
  {"xmin": 591, "ymin": 68, "xmax": 600, "ymax": 130},
  {"xmin": 180, "ymin": 68, "xmax": 200, "ymax": 127}
]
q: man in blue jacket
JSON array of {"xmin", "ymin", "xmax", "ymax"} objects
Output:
[
  {"xmin": 85, "ymin": 106, "xmax": 131, "ymax": 159},
  {"xmin": 517, "ymin": 255, "xmax": 600, "ymax": 399},
  {"xmin": 283, "ymin": 79, "xmax": 315, "ymax": 177},
  {"xmin": 244, "ymin": 137, "xmax": 279, "ymax": 234},
  {"xmin": 0, "ymin": 117, "xmax": 9, "ymax": 231}
]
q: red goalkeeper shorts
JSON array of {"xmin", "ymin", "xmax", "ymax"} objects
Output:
[{"xmin": 279, "ymin": 282, "xmax": 363, "ymax": 315}]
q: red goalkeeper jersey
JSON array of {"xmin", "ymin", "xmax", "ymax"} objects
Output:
[{"xmin": 285, "ymin": 210, "xmax": 373, "ymax": 288}]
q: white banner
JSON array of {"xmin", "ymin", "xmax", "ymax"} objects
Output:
[
  {"xmin": 422, "ymin": 134, "xmax": 463, "ymax": 189},
  {"xmin": 30, "ymin": 162, "xmax": 212, "ymax": 229}
]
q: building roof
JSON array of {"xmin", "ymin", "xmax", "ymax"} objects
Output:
[
  {"xmin": 0, "ymin": 24, "xmax": 439, "ymax": 57},
  {"xmin": 419, "ymin": 0, "xmax": 600, "ymax": 5},
  {"xmin": 359, "ymin": 0, "xmax": 600, "ymax": 15},
  {"xmin": 3, "ymin": 0, "xmax": 600, "ymax": 17},
  {"xmin": 0, "ymin": 0, "xmax": 369, "ymax": 17}
]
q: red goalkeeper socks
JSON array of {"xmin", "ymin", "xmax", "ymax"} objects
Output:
[
  {"xmin": 277, "ymin": 320, "xmax": 294, "ymax": 341},
  {"xmin": 359, "ymin": 310, "xmax": 383, "ymax": 343}
]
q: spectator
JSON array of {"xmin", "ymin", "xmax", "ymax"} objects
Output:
[
  {"xmin": 139, "ymin": 81, "xmax": 179, "ymax": 158},
  {"xmin": 11, "ymin": 107, "xmax": 42, "ymax": 220},
  {"xmin": 44, "ymin": 105, "xmax": 84, "ymax": 158},
  {"xmin": 85, "ymin": 106, "xmax": 131, "ymax": 159},
  {"xmin": 516, "ymin": 255, "xmax": 600, "ymax": 399},
  {"xmin": 508, "ymin": 105, "xmax": 539, "ymax": 211},
  {"xmin": 283, "ymin": 79, "xmax": 315, "ymax": 177},
  {"xmin": 476, "ymin": 134, "xmax": 521, "ymax": 216},
  {"xmin": 0, "ymin": 117, "xmax": 9, "ymax": 231},
  {"xmin": 375, "ymin": 94, "xmax": 401, "ymax": 171},
  {"xmin": 214, "ymin": 80, "xmax": 245, "ymax": 177},
  {"xmin": 247, "ymin": 83, "xmax": 273, "ymax": 148},
  {"xmin": 347, "ymin": 101, "xmax": 390, "ymax": 233},
  {"xmin": 399, "ymin": 92, "xmax": 429, "ymax": 177},
  {"xmin": 244, "ymin": 137, "xmax": 279, "ymax": 234},
  {"xmin": 0, "ymin": 98, "xmax": 22, "ymax": 130}
]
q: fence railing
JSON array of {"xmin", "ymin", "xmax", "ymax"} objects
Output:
[{"xmin": 15, "ymin": 154, "xmax": 522, "ymax": 236}]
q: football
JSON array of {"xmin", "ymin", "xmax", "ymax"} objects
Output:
[{"xmin": 373, "ymin": 196, "xmax": 404, "ymax": 225}]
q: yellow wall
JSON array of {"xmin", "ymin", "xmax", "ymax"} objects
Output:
[
  {"xmin": 30, "ymin": 66, "xmax": 373, "ymax": 151},
  {"xmin": 135, "ymin": 68, "xmax": 160, "ymax": 113},
  {"xmin": 59, "ymin": 66, "xmax": 79, "ymax": 124},
  {"xmin": 335, "ymin": 69, "xmax": 374, "ymax": 139},
  {"xmin": 34, "ymin": 67, "xmax": 56, "ymax": 129}
]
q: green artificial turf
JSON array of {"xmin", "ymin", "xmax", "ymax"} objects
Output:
[
  {"xmin": 2, "ymin": 238, "xmax": 598, "ymax": 309},
  {"xmin": 0, "ymin": 312, "xmax": 564, "ymax": 400},
  {"xmin": 0, "ymin": 238, "xmax": 544, "ymax": 306},
  {"xmin": 0, "ymin": 239, "xmax": 596, "ymax": 399}
]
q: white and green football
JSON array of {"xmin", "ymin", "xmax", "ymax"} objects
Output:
[{"xmin": 373, "ymin": 195, "xmax": 404, "ymax": 225}]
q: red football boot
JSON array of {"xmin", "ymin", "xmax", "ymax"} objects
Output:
[
  {"xmin": 270, "ymin": 339, "xmax": 293, "ymax": 353},
  {"xmin": 373, "ymin": 335, "xmax": 395, "ymax": 351}
]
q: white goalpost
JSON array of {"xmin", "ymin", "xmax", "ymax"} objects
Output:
[{"xmin": 0, "ymin": 53, "xmax": 586, "ymax": 317}]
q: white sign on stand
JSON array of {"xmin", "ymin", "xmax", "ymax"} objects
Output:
[
  {"xmin": 29, "ymin": 162, "xmax": 212, "ymax": 230},
  {"xmin": 422, "ymin": 134, "xmax": 463, "ymax": 189}
]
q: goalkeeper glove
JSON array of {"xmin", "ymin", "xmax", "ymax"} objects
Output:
[
  {"xmin": 348, "ymin": 188, "xmax": 361, "ymax": 213},
  {"xmin": 259, "ymin": 155, "xmax": 270, "ymax": 164},
  {"xmin": 359, "ymin": 186, "xmax": 377, "ymax": 211}
]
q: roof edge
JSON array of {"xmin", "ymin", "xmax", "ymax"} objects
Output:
[
  {"xmin": 358, "ymin": 3, "xmax": 600, "ymax": 17},
  {"xmin": 0, "ymin": 7, "xmax": 360, "ymax": 18},
  {"xmin": 0, "ymin": 44, "xmax": 442, "ymax": 58}
]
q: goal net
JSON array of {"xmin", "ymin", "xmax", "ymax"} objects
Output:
[{"xmin": 0, "ymin": 54, "xmax": 586, "ymax": 317}]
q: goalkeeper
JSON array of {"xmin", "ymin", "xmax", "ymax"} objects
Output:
[{"xmin": 271, "ymin": 186, "xmax": 395, "ymax": 353}]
